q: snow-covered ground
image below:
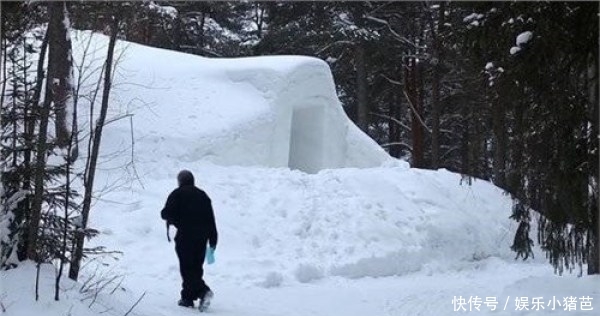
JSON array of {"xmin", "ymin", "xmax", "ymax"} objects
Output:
[
  {"xmin": 83, "ymin": 164, "xmax": 599, "ymax": 316},
  {"xmin": 2, "ymin": 32, "xmax": 598, "ymax": 316}
]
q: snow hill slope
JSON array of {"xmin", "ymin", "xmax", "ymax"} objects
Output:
[{"xmin": 2, "ymin": 32, "xmax": 598, "ymax": 316}]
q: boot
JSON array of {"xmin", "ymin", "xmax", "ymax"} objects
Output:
[
  {"xmin": 199, "ymin": 290, "xmax": 214, "ymax": 312},
  {"xmin": 178, "ymin": 299, "xmax": 194, "ymax": 308}
]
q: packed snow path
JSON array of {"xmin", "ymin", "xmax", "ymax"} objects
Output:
[{"xmin": 2, "ymin": 253, "xmax": 598, "ymax": 316}]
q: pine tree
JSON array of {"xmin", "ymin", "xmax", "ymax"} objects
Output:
[{"xmin": 457, "ymin": 1, "xmax": 599, "ymax": 274}]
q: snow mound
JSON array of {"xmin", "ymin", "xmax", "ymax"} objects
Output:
[
  {"xmin": 89, "ymin": 163, "xmax": 519, "ymax": 288},
  {"xmin": 260, "ymin": 271, "xmax": 284, "ymax": 288},
  {"xmin": 71, "ymin": 31, "xmax": 390, "ymax": 175},
  {"xmin": 294, "ymin": 264, "xmax": 324, "ymax": 283}
]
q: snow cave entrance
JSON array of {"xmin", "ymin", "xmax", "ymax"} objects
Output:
[{"xmin": 288, "ymin": 106, "xmax": 326, "ymax": 174}]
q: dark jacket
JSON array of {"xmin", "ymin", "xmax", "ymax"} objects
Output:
[{"xmin": 161, "ymin": 185, "xmax": 218, "ymax": 249}]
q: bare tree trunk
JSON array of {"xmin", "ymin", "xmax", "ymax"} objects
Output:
[
  {"xmin": 594, "ymin": 51, "xmax": 599, "ymax": 276},
  {"xmin": 460, "ymin": 104, "xmax": 470, "ymax": 178},
  {"xmin": 406, "ymin": 57, "xmax": 424, "ymax": 168},
  {"xmin": 355, "ymin": 44, "xmax": 369, "ymax": 132},
  {"xmin": 29, "ymin": 33, "xmax": 49, "ymax": 113},
  {"xmin": 416, "ymin": 61, "xmax": 425, "ymax": 168},
  {"xmin": 430, "ymin": 2, "xmax": 445, "ymax": 169},
  {"xmin": 198, "ymin": 11, "xmax": 206, "ymax": 50},
  {"xmin": 508, "ymin": 102, "xmax": 525, "ymax": 195},
  {"xmin": 17, "ymin": 32, "xmax": 48, "ymax": 261},
  {"xmin": 389, "ymin": 92, "xmax": 402, "ymax": 158},
  {"xmin": 26, "ymin": 96, "xmax": 51, "ymax": 261},
  {"xmin": 10, "ymin": 56, "xmax": 18, "ymax": 168},
  {"xmin": 22, "ymin": 38, "xmax": 32, "ymax": 186},
  {"xmin": 258, "ymin": 5, "xmax": 265, "ymax": 39},
  {"xmin": 27, "ymin": 1, "xmax": 74, "ymax": 261},
  {"xmin": 27, "ymin": 30, "xmax": 55, "ymax": 260},
  {"xmin": 55, "ymin": 112, "xmax": 76, "ymax": 300},
  {"xmin": 35, "ymin": 261, "xmax": 41, "ymax": 301},
  {"xmin": 588, "ymin": 51, "xmax": 599, "ymax": 275},
  {"xmin": 0, "ymin": 37, "xmax": 7, "ymax": 113},
  {"xmin": 254, "ymin": 3, "xmax": 265, "ymax": 39},
  {"xmin": 49, "ymin": 1, "xmax": 75, "ymax": 148},
  {"xmin": 430, "ymin": 69, "xmax": 440, "ymax": 168},
  {"xmin": 492, "ymin": 96, "xmax": 506, "ymax": 188},
  {"xmin": 172, "ymin": 12, "xmax": 182, "ymax": 50},
  {"xmin": 69, "ymin": 16, "xmax": 119, "ymax": 281}
]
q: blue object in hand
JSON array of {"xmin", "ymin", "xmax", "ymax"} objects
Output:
[{"xmin": 205, "ymin": 246, "xmax": 215, "ymax": 265}]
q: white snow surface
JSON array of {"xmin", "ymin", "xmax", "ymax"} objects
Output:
[{"xmin": 2, "ymin": 32, "xmax": 599, "ymax": 316}]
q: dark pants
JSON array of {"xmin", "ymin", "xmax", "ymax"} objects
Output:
[{"xmin": 175, "ymin": 234, "xmax": 211, "ymax": 301}]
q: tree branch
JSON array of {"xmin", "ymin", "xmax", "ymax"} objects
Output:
[{"xmin": 381, "ymin": 74, "xmax": 432, "ymax": 134}]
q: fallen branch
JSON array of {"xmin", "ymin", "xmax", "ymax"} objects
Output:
[
  {"xmin": 123, "ymin": 292, "xmax": 146, "ymax": 316},
  {"xmin": 128, "ymin": 115, "xmax": 145, "ymax": 189},
  {"xmin": 103, "ymin": 113, "xmax": 134, "ymax": 127}
]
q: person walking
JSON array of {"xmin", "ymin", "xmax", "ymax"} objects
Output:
[{"xmin": 161, "ymin": 170, "xmax": 218, "ymax": 311}]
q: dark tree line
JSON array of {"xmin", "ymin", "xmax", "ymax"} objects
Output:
[{"xmin": 2, "ymin": 1, "xmax": 598, "ymax": 278}]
